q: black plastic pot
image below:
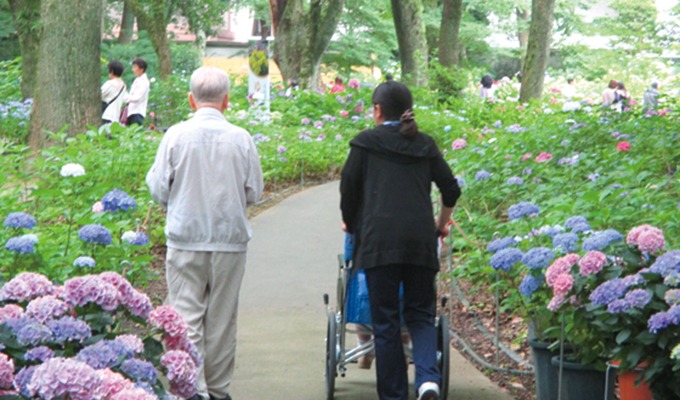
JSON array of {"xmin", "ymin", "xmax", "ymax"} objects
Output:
[
  {"xmin": 550, "ymin": 356, "xmax": 615, "ymax": 400},
  {"xmin": 528, "ymin": 340, "xmax": 566, "ymax": 400}
]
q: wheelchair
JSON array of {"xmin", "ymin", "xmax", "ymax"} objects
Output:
[{"xmin": 323, "ymin": 234, "xmax": 450, "ymax": 400}]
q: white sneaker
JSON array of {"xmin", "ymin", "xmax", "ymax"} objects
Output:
[{"xmin": 417, "ymin": 381, "xmax": 440, "ymax": 400}]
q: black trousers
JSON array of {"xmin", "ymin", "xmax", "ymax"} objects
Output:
[
  {"xmin": 365, "ymin": 264, "xmax": 439, "ymax": 400},
  {"xmin": 127, "ymin": 113, "xmax": 144, "ymax": 126}
]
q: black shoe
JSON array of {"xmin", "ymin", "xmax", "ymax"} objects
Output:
[
  {"xmin": 210, "ymin": 395, "xmax": 232, "ymax": 400},
  {"xmin": 188, "ymin": 396, "xmax": 208, "ymax": 400}
]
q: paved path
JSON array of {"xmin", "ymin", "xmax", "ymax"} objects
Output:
[{"xmin": 229, "ymin": 181, "xmax": 514, "ymax": 400}]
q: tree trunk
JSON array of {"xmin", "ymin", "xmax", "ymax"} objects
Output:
[
  {"xmin": 118, "ymin": 0, "xmax": 135, "ymax": 44},
  {"xmin": 129, "ymin": 0, "xmax": 173, "ymax": 79},
  {"xmin": 391, "ymin": 0, "xmax": 429, "ymax": 86},
  {"xmin": 270, "ymin": 0, "xmax": 343, "ymax": 89},
  {"xmin": 8, "ymin": 0, "xmax": 42, "ymax": 100},
  {"xmin": 438, "ymin": 0, "xmax": 463, "ymax": 67},
  {"xmin": 28, "ymin": 0, "xmax": 102, "ymax": 149},
  {"xmin": 519, "ymin": 0, "xmax": 556, "ymax": 103}
]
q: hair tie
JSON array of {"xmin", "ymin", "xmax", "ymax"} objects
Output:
[{"xmin": 400, "ymin": 109, "xmax": 415, "ymax": 123}]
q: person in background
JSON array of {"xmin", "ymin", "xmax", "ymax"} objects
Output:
[
  {"xmin": 101, "ymin": 61, "xmax": 127, "ymax": 125},
  {"xmin": 480, "ymin": 74, "xmax": 494, "ymax": 99},
  {"xmin": 615, "ymin": 81, "xmax": 631, "ymax": 111},
  {"xmin": 125, "ymin": 58, "xmax": 150, "ymax": 126},
  {"xmin": 146, "ymin": 66, "xmax": 264, "ymax": 400},
  {"xmin": 602, "ymin": 79, "xmax": 618, "ymax": 106},
  {"xmin": 562, "ymin": 78, "xmax": 577, "ymax": 100},
  {"xmin": 340, "ymin": 81, "xmax": 461, "ymax": 400},
  {"xmin": 330, "ymin": 76, "xmax": 346, "ymax": 94},
  {"xmin": 285, "ymin": 78, "xmax": 299, "ymax": 98},
  {"xmin": 642, "ymin": 82, "xmax": 660, "ymax": 111}
]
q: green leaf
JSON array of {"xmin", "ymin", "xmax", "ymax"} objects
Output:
[{"xmin": 616, "ymin": 329, "xmax": 632, "ymax": 344}]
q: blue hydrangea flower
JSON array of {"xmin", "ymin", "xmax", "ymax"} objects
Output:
[
  {"xmin": 24, "ymin": 346, "xmax": 55, "ymax": 362},
  {"xmin": 506, "ymin": 176, "xmax": 524, "ymax": 185},
  {"xmin": 648, "ymin": 308, "xmax": 679, "ymax": 334},
  {"xmin": 621, "ymin": 274, "xmax": 646, "ymax": 287},
  {"xmin": 73, "ymin": 256, "xmax": 96, "ymax": 268},
  {"xmin": 522, "ymin": 247, "xmax": 555, "ymax": 269},
  {"xmin": 456, "ymin": 176, "xmax": 466, "ymax": 187},
  {"xmin": 14, "ymin": 366, "xmax": 36, "ymax": 397},
  {"xmin": 122, "ymin": 231, "xmax": 150, "ymax": 246},
  {"xmin": 4, "ymin": 212, "xmax": 36, "ymax": 229},
  {"xmin": 649, "ymin": 251, "xmax": 680, "ymax": 277},
  {"xmin": 5, "ymin": 316, "xmax": 52, "ymax": 346},
  {"xmin": 589, "ymin": 278, "xmax": 627, "ymax": 306},
  {"xmin": 564, "ymin": 216, "xmax": 588, "ymax": 230},
  {"xmin": 553, "ymin": 232, "xmax": 579, "ymax": 253},
  {"xmin": 487, "ymin": 236, "xmax": 516, "ymax": 253},
  {"xmin": 5, "ymin": 235, "xmax": 37, "ymax": 254},
  {"xmin": 607, "ymin": 299, "xmax": 630, "ymax": 314},
  {"xmin": 519, "ymin": 274, "xmax": 544, "ymax": 297},
  {"xmin": 76, "ymin": 340, "xmax": 133, "ymax": 369},
  {"xmin": 101, "ymin": 189, "xmax": 137, "ymax": 212},
  {"xmin": 47, "ymin": 316, "xmax": 92, "ymax": 343},
  {"xmin": 539, "ymin": 225, "xmax": 564, "ymax": 237},
  {"xmin": 582, "ymin": 229, "xmax": 623, "ymax": 251},
  {"xmin": 78, "ymin": 224, "xmax": 112, "ymax": 245},
  {"xmin": 508, "ymin": 202, "xmax": 540, "ymax": 221},
  {"xmin": 624, "ymin": 289, "xmax": 652, "ymax": 309},
  {"xmin": 570, "ymin": 222, "xmax": 592, "ymax": 234},
  {"xmin": 522, "ymin": 168, "xmax": 533, "ymax": 175},
  {"xmin": 475, "ymin": 170, "xmax": 491, "ymax": 180},
  {"xmin": 490, "ymin": 248, "xmax": 524, "ymax": 271},
  {"xmin": 120, "ymin": 359, "xmax": 159, "ymax": 383}
]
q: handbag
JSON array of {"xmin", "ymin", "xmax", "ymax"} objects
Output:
[
  {"xmin": 119, "ymin": 106, "xmax": 129, "ymax": 126},
  {"xmin": 102, "ymin": 84, "xmax": 125, "ymax": 114}
]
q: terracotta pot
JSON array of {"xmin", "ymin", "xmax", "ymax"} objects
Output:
[{"xmin": 609, "ymin": 360, "xmax": 653, "ymax": 400}]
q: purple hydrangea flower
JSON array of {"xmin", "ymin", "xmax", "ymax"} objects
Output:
[
  {"xmin": 506, "ymin": 124, "xmax": 526, "ymax": 133},
  {"xmin": 475, "ymin": 170, "xmax": 491, "ymax": 180},
  {"xmin": 490, "ymin": 248, "xmax": 524, "ymax": 271},
  {"xmin": 487, "ymin": 236, "xmax": 516, "ymax": 253},
  {"xmin": 506, "ymin": 176, "xmax": 524, "ymax": 185},
  {"xmin": 101, "ymin": 189, "xmax": 137, "ymax": 212},
  {"xmin": 122, "ymin": 231, "xmax": 150, "ymax": 246},
  {"xmin": 582, "ymin": 229, "xmax": 623, "ymax": 251},
  {"xmin": 13, "ymin": 366, "xmax": 36, "ymax": 397},
  {"xmin": 522, "ymin": 168, "xmax": 533, "ymax": 175},
  {"xmin": 588, "ymin": 173, "xmax": 600, "ymax": 181},
  {"xmin": 27, "ymin": 357, "xmax": 102, "ymax": 400},
  {"xmin": 508, "ymin": 202, "xmax": 539, "ymax": 221},
  {"xmin": 78, "ymin": 224, "xmax": 112, "ymax": 246},
  {"xmin": 607, "ymin": 299, "xmax": 630, "ymax": 314},
  {"xmin": 456, "ymin": 176, "xmax": 466, "ymax": 187},
  {"xmin": 564, "ymin": 216, "xmax": 588, "ymax": 230},
  {"xmin": 120, "ymin": 359, "xmax": 158, "ymax": 383},
  {"xmin": 519, "ymin": 274, "xmax": 544, "ymax": 297},
  {"xmin": 570, "ymin": 222, "xmax": 592, "ymax": 234},
  {"xmin": 24, "ymin": 346, "xmax": 55, "ymax": 362},
  {"xmin": 539, "ymin": 225, "xmax": 564, "ymax": 237},
  {"xmin": 277, "ymin": 145, "xmax": 286, "ymax": 154},
  {"xmin": 3, "ymin": 212, "xmax": 36, "ymax": 229},
  {"xmin": 76, "ymin": 340, "xmax": 133, "ymax": 369},
  {"xmin": 648, "ymin": 307, "xmax": 680, "ymax": 334},
  {"xmin": 522, "ymin": 247, "xmax": 555, "ymax": 269},
  {"xmin": 73, "ymin": 256, "xmax": 96, "ymax": 268},
  {"xmin": 553, "ymin": 232, "xmax": 579, "ymax": 252},
  {"xmin": 589, "ymin": 278, "xmax": 627, "ymax": 306},
  {"xmin": 621, "ymin": 273, "xmax": 646, "ymax": 287},
  {"xmin": 5, "ymin": 316, "xmax": 52, "ymax": 346},
  {"xmin": 624, "ymin": 289, "xmax": 652, "ymax": 309},
  {"xmin": 47, "ymin": 316, "xmax": 92, "ymax": 343},
  {"xmin": 5, "ymin": 235, "xmax": 36, "ymax": 254},
  {"xmin": 649, "ymin": 251, "xmax": 680, "ymax": 277}
]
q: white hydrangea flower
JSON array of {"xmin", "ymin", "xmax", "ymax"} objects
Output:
[
  {"xmin": 121, "ymin": 231, "xmax": 137, "ymax": 243},
  {"xmin": 22, "ymin": 234, "xmax": 39, "ymax": 244},
  {"xmin": 60, "ymin": 163, "xmax": 85, "ymax": 177}
]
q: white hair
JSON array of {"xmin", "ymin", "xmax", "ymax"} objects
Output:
[{"xmin": 190, "ymin": 66, "xmax": 231, "ymax": 105}]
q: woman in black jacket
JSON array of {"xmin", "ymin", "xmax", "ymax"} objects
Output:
[{"xmin": 340, "ymin": 81, "xmax": 461, "ymax": 400}]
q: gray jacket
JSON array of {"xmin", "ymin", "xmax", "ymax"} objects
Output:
[{"xmin": 146, "ymin": 107, "xmax": 264, "ymax": 252}]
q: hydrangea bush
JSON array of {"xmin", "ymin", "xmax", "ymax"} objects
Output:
[{"xmin": 0, "ymin": 272, "xmax": 200, "ymax": 399}]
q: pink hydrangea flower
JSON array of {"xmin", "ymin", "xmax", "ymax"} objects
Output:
[
  {"xmin": 26, "ymin": 295, "xmax": 70, "ymax": 323},
  {"xmin": 148, "ymin": 305, "xmax": 189, "ymax": 338},
  {"xmin": 91, "ymin": 201, "xmax": 104, "ymax": 213},
  {"xmin": 535, "ymin": 152, "xmax": 553, "ymax": 163},
  {"xmin": 95, "ymin": 369, "xmax": 135, "ymax": 398},
  {"xmin": 28, "ymin": 358, "xmax": 103, "ymax": 400},
  {"xmin": 545, "ymin": 254, "xmax": 579, "ymax": 287},
  {"xmin": 126, "ymin": 292, "xmax": 153, "ymax": 318},
  {"xmin": 164, "ymin": 334, "xmax": 202, "ymax": 366},
  {"xmin": 0, "ymin": 304, "xmax": 24, "ymax": 324},
  {"xmin": 115, "ymin": 334, "xmax": 144, "ymax": 354},
  {"xmin": 0, "ymin": 273, "xmax": 56, "ymax": 303},
  {"xmin": 578, "ymin": 251, "xmax": 607, "ymax": 276},
  {"xmin": 348, "ymin": 78, "xmax": 360, "ymax": 89},
  {"xmin": 110, "ymin": 387, "xmax": 158, "ymax": 400},
  {"xmin": 547, "ymin": 294, "xmax": 566, "ymax": 311},
  {"xmin": 553, "ymin": 274, "xmax": 574, "ymax": 296},
  {"xmin": 616, "ymin": 141, "xmax": 631, "ymax": 151},
  {"xmin": 355, "ymin": 105, "xmax": 364, "ymax": 113},
  {"xmin": 451, "ymin": 138, "xmax": 467, "ymax": 150},
  {"xmin": 61, "ymin": 276, "xmax": 120, "ymax": 311},
  {"xmin": 521, "ymin": 153, "xmax": 533, "ymax": 161},
  {"xmin": 626, "ymin": 224, "xmax": 655, "ymax": 245},
  {"xmin": 637, "ymin": 229, "xmax": 665, "ymax": 254},
  {"xmin": 161, "ymin": 350, "xmax": 198, "ymax": 399},
  {"xmin": 0, "ymin": 353, "xmax": 14, "ymax": 389},
  {"xmin": 339, "ymin": 110, "xmax": 349, "ymax": 117}
]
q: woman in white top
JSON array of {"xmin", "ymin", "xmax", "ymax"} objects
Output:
[
  {"xmin": 101, "ymin": 61, "xmax": 127, "ymax": 125},
  {"xmin": 125, "ymin": 58, "xmax": 150, "ymax": 126}
]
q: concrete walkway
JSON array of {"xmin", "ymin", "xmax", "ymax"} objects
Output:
[{"xmin": 229, "ymin": 181, "xmax": 514, "ymax": 400}]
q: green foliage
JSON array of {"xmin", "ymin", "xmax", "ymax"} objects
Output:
[
  {"xmin": 428, "ymin": 62, "xmax": 468, "ymax": 102},
  {"xmin": 593, "ymin": 0, "xmax": 659, "ymax": 54}
]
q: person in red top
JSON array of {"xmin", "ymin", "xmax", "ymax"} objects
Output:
[{"xmin": 330, "ymin": 76, "xmax": 346, "ymax": 94}]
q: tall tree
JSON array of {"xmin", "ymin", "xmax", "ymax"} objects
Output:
[
  {"xmin": 438, "ymin": 0, "xmax": 463, "ymax": 66},
  {"xmin": 28, "ymin": 0, "xmax": 102, "ymax": 149},
  {"xmin": 390, "ymin": 0, "xmax": 428, "ymax": 86},
  {"xmin": 269, "ymin": 0, "xmax": 344, "ymax": 89},
  {"xmin": 519, "ymin": 0, "xmax": 555, "ymax": 102},
  {"xmin": 118, "ymin": 0, "xmax": 135, "ymax": 44},
  {"xmin": 8, "ymin": 0, "xmax": 41, "ymax": 99}
]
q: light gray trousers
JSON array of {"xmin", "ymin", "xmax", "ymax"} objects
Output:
[{"xmin": 166, "ymin": 248, "xmax": 247, "ymax": 399}]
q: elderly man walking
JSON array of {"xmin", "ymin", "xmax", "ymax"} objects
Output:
[{"xmin": 146, "ymin": 66, "xmax": 264, "ymax": 400}]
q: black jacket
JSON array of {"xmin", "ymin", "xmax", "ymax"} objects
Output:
[{"xmin": 340, "ymin": 124, "xmax": 461, "ymax": 270}]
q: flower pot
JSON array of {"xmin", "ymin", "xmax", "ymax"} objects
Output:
[
  {"xmin": 529, "ymin": 339, "xmax": 568, "ymax": 400},
  {"xmin": 550, "ymin": 356, "xmax": 615, "ymax": 400},
  {"xmin": 608, "ymin": 360, "xmax": 653, "ymax": 400}
]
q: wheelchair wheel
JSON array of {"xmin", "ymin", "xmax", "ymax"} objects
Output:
[
  {"xmin": 325, "ymin": 312, "xmax": 338, "ymax": 400},
  {"xmin": 437, "ymin": 315, "xmax": 450, "ymax": 399}
]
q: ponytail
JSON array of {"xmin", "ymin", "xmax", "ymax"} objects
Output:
[{"xmin": 399, "ymin": 109, "xmax": 418, "ymax": 138}]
